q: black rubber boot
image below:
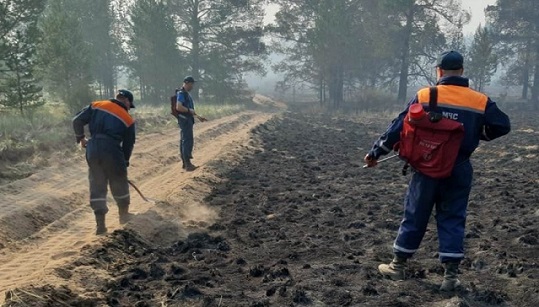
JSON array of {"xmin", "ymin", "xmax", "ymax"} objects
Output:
[
  {"xmin": 183, "ymin": 159, "xmax": 197, "ymax": 172},
  {"xmin": 119, "ymin": 205, "xmax": 135, "ymax": 224},
  {"xmin": 95, "ymin": 214, "xmax": 107, "ymax": 235},
  {"xmin": 184, "ymin": 159, "xmax": 198, "ymax": 172},
  {"xmin": 440, "ymin": 262, "xmax": 461, "ymax": 291}
]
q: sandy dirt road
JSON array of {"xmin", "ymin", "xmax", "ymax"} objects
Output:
[{"xmin": 0, "ymin": 103, "xmax": 276, "ymax": 302}]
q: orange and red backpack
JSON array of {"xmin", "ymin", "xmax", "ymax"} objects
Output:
[{"xmin": 397, "ymin": 86, "xmax": 465, "ymax": 179}]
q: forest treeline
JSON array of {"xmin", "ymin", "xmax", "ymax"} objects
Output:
[{"xmin": 1, "ymin": 0, "xmax": 537, "ymax": 114}]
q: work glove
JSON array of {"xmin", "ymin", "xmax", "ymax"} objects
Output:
[
  {"xmin": 79, "ymin": 138, "xmax": 88, "ymax": 149},
  {"xmin": 363, "ymin": 153, "xmax": 378, "ymax": 168}
]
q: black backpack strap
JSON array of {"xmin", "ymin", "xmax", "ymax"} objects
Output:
[
  {"xmin": 428, "ymin": 86, "xmax": 443, "ymax": 122},
  {"xmin": 402, "ymin": 163, "xmax": 410, "ymax": 176},
  {"xmin": 180, "ymin": 90, "xmax": 190, "ymax": 103},
  {"xmin": 429, "ymin": 86, "xmax": 438, "ymax": 111}
]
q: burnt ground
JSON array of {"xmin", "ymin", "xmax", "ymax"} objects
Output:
[{"xmin": 4, "ymin": 110, "xmax": 539, "ymax": 307}]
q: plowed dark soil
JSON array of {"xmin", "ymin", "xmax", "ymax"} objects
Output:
[{"xmin": 4, "ymin": 111, "xmax": 538, "ymax": 307}]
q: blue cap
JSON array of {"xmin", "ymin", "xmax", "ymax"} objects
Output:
[
  {"xmin": 183, "ymin": 76, "xmax": 196, "ymax": 83},
  {"xmin": 436, "ymin": 51, "xmax": 464, "ymax": 70},
  {"xmin": 118, "ymin": 89, "xmax": 135, "ymax": 108}
]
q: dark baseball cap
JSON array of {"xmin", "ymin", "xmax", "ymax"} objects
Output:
[
  {"xmin": 183, "ymin": 76, "xmax": 196, "ymax": 83},
  {"xmin": 436, "ymin": 51, "xmax": 464, "ymax": 70},
  {"xmin": 118, "ymin": 89, "xmax": 135, "ymax": 108}
]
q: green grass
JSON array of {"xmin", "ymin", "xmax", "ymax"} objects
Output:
[
  {"xmin": 0, "ymin": 102, "xmax": 248, "ymax": 176},
  {"xmin": 133, "ymin": 103, "xmax": 245, "ymax": 120},
  {"xmin": 0, "ymin": 108, "xmax": 65, "ymax": 138},
  {"xmin": 132, "ymin": 103, "xmax": 247, "ymax": 133},
  {"xmin": 0, "ymin": 106, "xmax": 71, "ymax": 154},
  {"xmin": 0, "ymin": 106, "xmax": 72, "ymax": 182},
  {"xmin": 1, "ymin": 102, "xmax": 246, "ymax": 147}
]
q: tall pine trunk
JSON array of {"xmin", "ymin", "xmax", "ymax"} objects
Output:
[
  {"xmin": 521, "ymin": 40, "xmax": 532, "ymax": 99},
  {"xmin": 532, "ymin": 61, "xmax": 539, "ymax": 109},
  {"xmin": 328, "ymin": 63, "xmax": 344, "ymax": 108},
  {"xmin": 190, "ymin": 0, "xmax": 201, "ymax": 100},
  {"xmin": 397, "ymin": 7, "xmax": 414, "ymax": 103}
]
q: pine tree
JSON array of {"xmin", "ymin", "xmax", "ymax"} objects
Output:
[
  {"xmin": 488, "ymin": 0, "xmax": 539, "ymax": 104},
  {"xmin": 467, "ymin": 25, "xmax": 498, "ymax": 92},
  {"xmin": 0, "ymin": 0, "xmax": 46, "ymax": 114},
  {"xmin": 78, "ymin": 0, "xmax": 118, "ymax": 99},
  {"xmin": 269, "ymin": 0, "xmax": 395, "ymax": 106},
  {"xmin": 0, "ymin": 24, "xmax": 44, "ymax": 115},
  {"xmin": 36, "ymin": 0, "xmax": 94, "ymax": 112},
  {"xmin": 125, "ymin": 0, "xmax": 182, "ymax": 103},
  {"xmin": 387, "ymin": 0, "xmax": 470, "ymax": 102},
  {"xmin": 170, "ymin": 0, "xmax": 267, "ymax": 101}
]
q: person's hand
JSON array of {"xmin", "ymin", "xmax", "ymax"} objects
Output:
[
  {"xmin": 363, "ymin": 154, "xmax": 378, "ymax": 168},
  {"xmin": 80, "ymin": 138, "xmax": 88, "ymax": 149}
]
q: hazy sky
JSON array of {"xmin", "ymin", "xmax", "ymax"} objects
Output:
[
  {"xmin": 463, "ymin": 0, "xmax": 496, "ymax": 34},
  {"xmin": 264, "ymin": 0, "xmax": 497, "ymax": 35}
]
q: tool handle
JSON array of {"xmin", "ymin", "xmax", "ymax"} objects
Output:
[
  {"xmin": 128, "ymin": 179, "xmax": 149, "ymax": 202},
  {"xmin": 362, "ymin": 154, "xmax": 399, "ymax": 168}
]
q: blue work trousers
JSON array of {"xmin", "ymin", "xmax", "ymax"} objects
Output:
[
  {"xmin": 393, "ymin": 160, "xmax": 473, "ymax": 263},
  {"xmin": 178, "ymin": 116, "xmax": 194, "ymax": 162},
  {"xmin": 86, "ymin": 138, "xmax": 130, "ymax": 215}
]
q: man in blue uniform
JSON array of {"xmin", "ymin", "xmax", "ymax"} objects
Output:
[
  {"xmin": 364, "ymin": 51, "xmax": 510, "ymax": 291},
  {"xmin": 73, "ymin": 90, "xmax": 136, "ymax": 235},
  {"xmin": 176, "ymin": 76, "xmax": 206, "ymax": 171}
]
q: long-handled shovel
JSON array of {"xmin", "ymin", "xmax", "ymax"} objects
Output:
[{"xmin": 127, "ymin": 179, "xmax": 158, "ymax": 203}]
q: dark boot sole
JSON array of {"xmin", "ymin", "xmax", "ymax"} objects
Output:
[
  {"xmin": 184, "ymin": 165, "xmax": 199, "ymax": 172},
  {"xmin": 119, "ymin": 217, "xmax": 132, "ymax": 224},
  {"xmin": 119, "ymin": 213, "xmax": 136, "ymax": 224}
]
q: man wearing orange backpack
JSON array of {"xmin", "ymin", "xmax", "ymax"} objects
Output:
[{"xmin": 364, "ymin": 51, "xmax": 510, "ymax": 291}]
